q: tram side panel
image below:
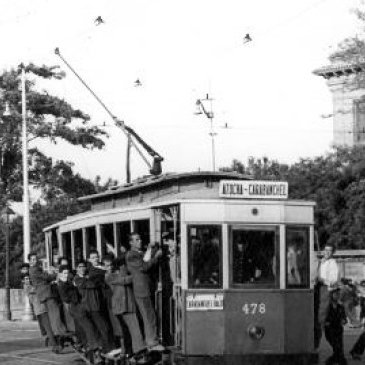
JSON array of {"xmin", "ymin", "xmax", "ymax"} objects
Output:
[{"xmin": 182, "ymin": 290, "xmax": 313, "ymax": 356}]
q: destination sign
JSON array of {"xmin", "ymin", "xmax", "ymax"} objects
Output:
[
  {"xmin": 219, "ymin": 180, "xmax": 288, "ymax": 199},
  {"xmin": 186, "ymin": 293, "xmax": 224, "ymax": 311}
]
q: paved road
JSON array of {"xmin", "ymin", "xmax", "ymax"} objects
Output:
[{"xmin": 0, "ymin": 320, "xmax": 363, "ymax": 364}]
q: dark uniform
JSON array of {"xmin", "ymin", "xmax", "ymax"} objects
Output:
[
  {"xmin": 324, "ymin": 292, "xmax": 347, "ymax": 365},
  {"xmin": 58, "ymin": 280, "xmax": 100, "ymax": 351}
]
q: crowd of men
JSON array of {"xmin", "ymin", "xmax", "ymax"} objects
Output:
[{"xmin": 20, "ymin": 232, "xmax": 166, "ymax": 364}]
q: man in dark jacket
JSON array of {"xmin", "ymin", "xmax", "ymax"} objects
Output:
[
  {"xmin": 58, "ymin": 265, "xmax": 102, "ymax": 362},
  {"xmin": 324, "ymin": 287, "xmax": 347, "ymax": 365},
  {"xmin": 74, "ymin": 258, "xmax": 112, "ymax": 353},
  {"xmin": 126, "ymin": 233, "xmax": 163, "ymax": 351},
  {"xmin": 21, "ymin": 263, "xmax": 59, "ymax": 353},
  {"xmin": 28, "ymin": 253, "xmax": 68, "ymax": 339}
]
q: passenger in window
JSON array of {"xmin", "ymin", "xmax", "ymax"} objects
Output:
[
  {"xmin": 287, "ymin": 243, "xmax": 301, "ymax": 285},
  {"xmin": 194, "ymin": 233, "xmax": 219, "ymax": 286},
  {"xmin": 162, "ymin": 231, "xmax": 179, "ymax": 284},
  {"xmin": 233, "ymin": 239, "xmax": 257, "ymax": 283}
]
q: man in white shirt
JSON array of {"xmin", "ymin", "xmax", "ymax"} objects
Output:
[{"xmin": 314, "ymin": 243, "xmax": 340, "ymax": 350}]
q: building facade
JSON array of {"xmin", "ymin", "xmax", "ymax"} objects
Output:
[{"xmin": 314, "ymin": 62, "xmax": 365, "ymax": 147}]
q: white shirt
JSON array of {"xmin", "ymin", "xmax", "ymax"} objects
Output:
[{"xmin": 319, "ymin": 258, "xmax": 339, "ymax": 287}]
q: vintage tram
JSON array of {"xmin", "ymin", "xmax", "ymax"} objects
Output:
[{"xmin": 43, "ymin": 171, "xmax": 316, "ymax": 364}]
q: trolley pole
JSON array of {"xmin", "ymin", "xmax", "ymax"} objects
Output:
[
  {"xmin": 20, "ymin": 65, "xmax": 33, "ymax": 321},
  {"xmin": 195, "ymin": 94, "xmax": 217, "ymax": 172}
]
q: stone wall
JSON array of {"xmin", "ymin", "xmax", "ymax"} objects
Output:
[{"xmin": 0, "ymin": 289, "xmax": 26, "ymax": 320}]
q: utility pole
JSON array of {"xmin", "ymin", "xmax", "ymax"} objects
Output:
[
  {"xmin": 20, "ymin": 65, "xmax": 33, "ymax": 321},
  {"xmin": 195, "ymin": 94, "xmax": 217, "ymax": 172}
]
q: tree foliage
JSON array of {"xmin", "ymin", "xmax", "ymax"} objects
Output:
[
  {"xmin": 329, "ymin": 5, "xmax": 365, "ymax": 64},
  {"xmin": 0, "ymin": 63, "xmax": 108, "ymax": 202},
  {"xmin": 0, "ymin": 63, "xmax": 114, "ymax": 287}
]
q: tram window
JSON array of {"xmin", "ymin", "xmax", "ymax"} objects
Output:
[
  {"xmin": 101, "ymin": 223, "xmax": 114, "ymax": 257},
  {"xmin": 188, "ymin": 225, "xmax": 222, "ymax": 288},
  {"xmin": 86, "ymin": 226, "xmax": 97, "ymax": 256},
  {"xmin": 286, "ymin": 226, "xmax": 309, "ymax": 288},
  {"xmin": 74, "ymin": 229, "xmax": 83, "ymax": 266},
  {"xmin": 51, "ymin": 230, "xmax": 58, "ymax": 266},
  {"xmin": 231, "ymin": 228, "xmax": 277, "ymax": 286},
  {"xmin": 117, "ymin": 221, "xmax": 131, "ymax": 251},
  {"xmin": 61, "ymin": 232, "xmax": 72, "ymax": 265},
  {"xmin": 133, "ymin": 219, "xmax": 150, "ymax": 249}
]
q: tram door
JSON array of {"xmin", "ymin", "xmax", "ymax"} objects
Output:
[{"xmin": 154, "ymin": 206, "xmax": 181, "ymax": 347}]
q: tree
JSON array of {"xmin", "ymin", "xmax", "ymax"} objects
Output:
[
  {"xmin": 329, "ymin": 6, "xmax": 365, "ymax": 64},
  {"xmin": 0, "ymin": 63, "xmax": 112, "ymax": 286},
  {"xmin": 0, "ymin": 63, "xmax": 108, "ymax": 203}
]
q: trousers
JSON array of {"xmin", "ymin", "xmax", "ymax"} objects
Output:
[
  {"xmin": 324, "ymin": 326, "xmax": 347, "ymax": 365},
  {"xmin": 38, "ymin": 312, "xmax": 57, "ymax": 347},
  {"xmin": 351, "ymin": 330, "xmax": 365, "ymax": 355},
  {"xmin": 135, "ymin": 296, "xmax": 158, "ymax": 347},
  {"xmin": 118, "ymin": 313, "xmax": 145, "ymax": 354},
  {"xmin": 45, "ymin": 298, "xmax": 68, "ymax": 337},
  {"xmin": 70, "ymin": 305, "xmax": 100, "ymax": 350}
]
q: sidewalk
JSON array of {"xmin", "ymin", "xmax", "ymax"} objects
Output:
[{"xmin": 0, "ymin": 320, "xmax": 78, "ymax": 364}]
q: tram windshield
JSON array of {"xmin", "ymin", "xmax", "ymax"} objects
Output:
[
  {"xmin": 231, "ymin": 227, "xmax": 278, "ymax": 287},
  {"xmin": 188, "ymin": 225, "xmax": 222, "ymax": 288},
  {"xmin": 286, "ymin": 226, "xmax": 309, "ymax": 288}
]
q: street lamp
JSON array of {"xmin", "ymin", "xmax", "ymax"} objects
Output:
[
  {"xmin": 195, "ymin": 94, "xmax": 217, "ymax": 172},
  {"xmin": 0, "ymin": 205, "xmax": 15, "ymax": 321}
]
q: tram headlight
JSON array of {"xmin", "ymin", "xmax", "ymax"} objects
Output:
[{"xmin": 247, "ymin": 325, "xmax": 265, "ymax": 340}]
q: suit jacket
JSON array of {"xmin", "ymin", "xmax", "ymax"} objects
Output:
[
  {"xmin": 126, "ymin": 249, "xmax": 159, "ymax": 298},
  {"xmin": 24, "ymin": 282, "xmax": 47, "ymax": 316},
  {"xmin": 29, "ymin": 265, "xmax": 57, "ymax": 303},
  {"xmin": 105, "ymin": 266, "xmax": 135, "ymax": 314},
  {"xmin": 74, "ymin": 275, "xmax": 101, "ymax": 312}
]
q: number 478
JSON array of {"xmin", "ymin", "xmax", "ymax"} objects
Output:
[{"xmin": 242, "ymin": 303, "xmax": 266, "ymax": 315}]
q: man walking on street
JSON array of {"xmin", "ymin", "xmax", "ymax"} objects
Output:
[{"xmin": 314, "ymin": 243, "xmax": 340, "ymax": 350}]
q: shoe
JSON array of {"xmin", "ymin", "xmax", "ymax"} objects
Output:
[
  {"xmin": 52, "ymin": 345, "xmax": 61, "ymax": 354},
  {"xmin": 350, "ymin": 350, "xmax": 361, "ymax": 360},
  {"xmin": 93, "ymin": 350, "xmax": 103, "ymax": 365},
  {"xmin": 149, "ymin": 344, "xmax": 165, "ymax": 352},
  {"xmin": 135, "ymin": 354, "xmax": 149, "ymax": 364},
  {"xmin": 105, "ymin": 348, "xmax": 122, "ymax": 357}
]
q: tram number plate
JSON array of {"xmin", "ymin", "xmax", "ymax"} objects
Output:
[{"xmin": 242, "ymin": 303, "xmax": 266, "ymax": 315}]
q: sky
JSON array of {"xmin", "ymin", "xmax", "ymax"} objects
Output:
[{"xmin": 0, "ymin": 0, "xmax": 362, "ymax": 183}]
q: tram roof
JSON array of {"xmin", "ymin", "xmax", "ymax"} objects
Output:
[{"xmin": 78, "ymin": 171, "xmax": 251, "ymax": 203}]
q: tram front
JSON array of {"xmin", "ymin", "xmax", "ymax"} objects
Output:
[{"xmin": 177, "ymin": 179, "xmax": 316, "ymax": 365}]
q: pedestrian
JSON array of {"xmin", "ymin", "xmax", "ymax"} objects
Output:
[
  {"xmin": 28, "ymin": 252, "xmax": 69, "ymax": 345},
  {"xmin": 126, "ymin": 232, "xmax": 164, "ymax": 351},
  {"xmin": 324, "ymin": 286, "xmax": 347, "ymax": 365},
  {"xmin": 57, "ymin": 264, "xmax": 103, "ymax": 363},
  {"xmin": 314, "ymin": 243, "xmax": 340, "ymax": 349},
  {"xmin": 105, "ymin": 256, "xmax": 147, "ymax": 361}
]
